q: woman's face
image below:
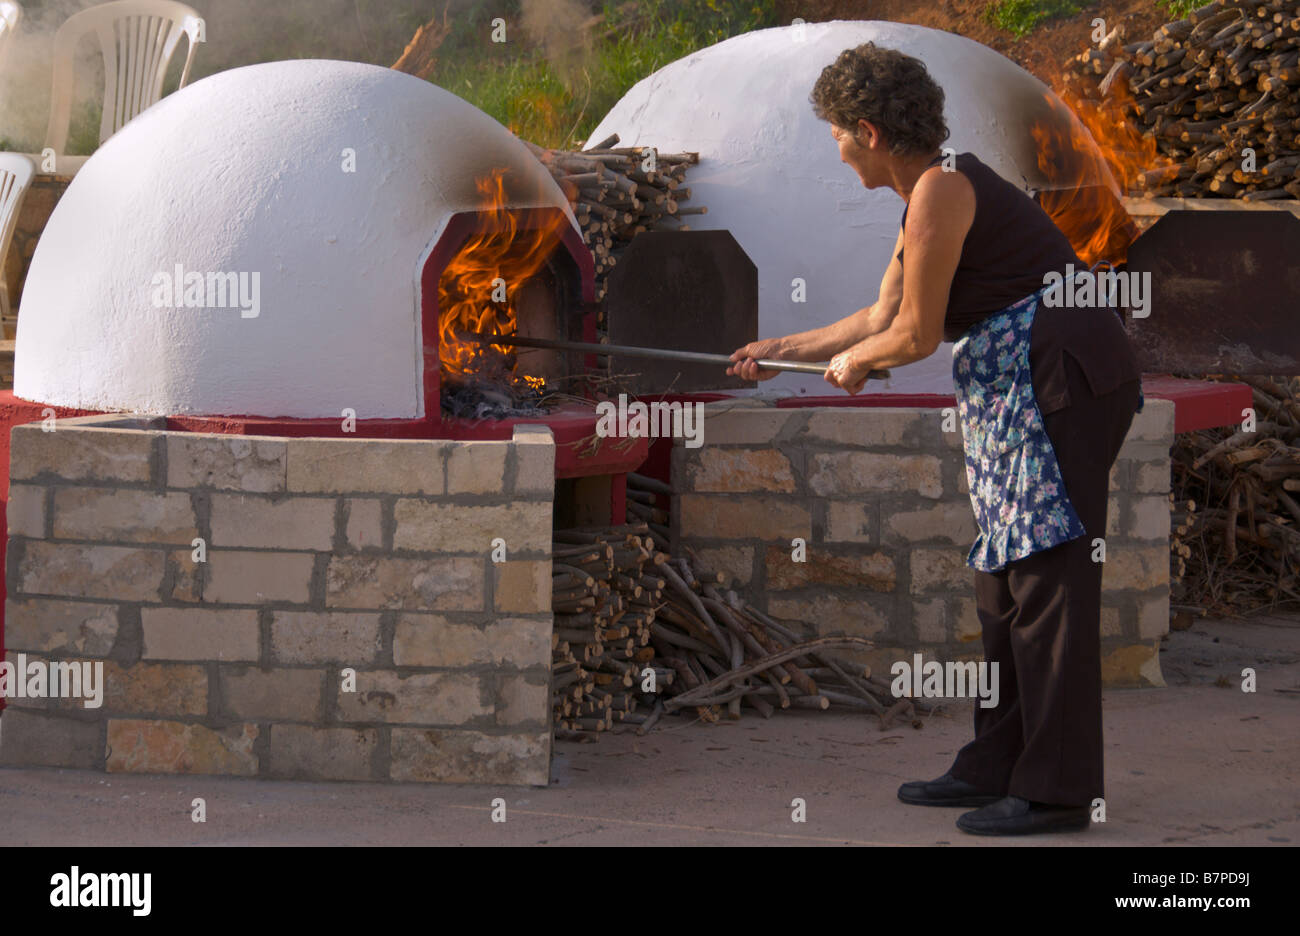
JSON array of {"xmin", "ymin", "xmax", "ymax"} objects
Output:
[{"xmin": 831, "ymin": 120, "xmax": 883, "ymax": 189}]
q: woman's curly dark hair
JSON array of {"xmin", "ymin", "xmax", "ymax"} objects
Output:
[{"xmin": 810, "ymin": 42, "xmax": 949, "ymax": 157}]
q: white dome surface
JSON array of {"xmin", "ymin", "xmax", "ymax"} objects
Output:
[
  {"xmin": 16, "ymin": 59, "xmax": 576, "ymax": 419},
  {"xmin": 586, "ymin": 21, "xmax": 1093, "ymax": 396}
]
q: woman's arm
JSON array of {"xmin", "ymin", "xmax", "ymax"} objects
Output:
[
  {"xmin": 727, "ymin": 229, "xmax": 906, "ymax": 380},
  {"xmin": 824, "ymin": 168, "xmax": 975, "ymax": 392}
]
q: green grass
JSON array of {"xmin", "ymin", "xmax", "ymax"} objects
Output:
[
  {"xmin": 983, "ymin": 0, "xmax": 1089, "ymax": 39},
  {"xmin": 1156, "ymin": 0, "xmax": 1201, "ymax": 18},
  {"xmin": 434, "ymin": 0, "xmax": 781, "ymax": 149}
]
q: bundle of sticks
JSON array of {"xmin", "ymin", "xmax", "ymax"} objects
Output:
[
  {"xmin": 1171, "ymin": 375, "xmax": 1300, "ymax": 613},
  {"xmin": 1063, "ymin": 0, "xmax": 1300, "ymax": 199},
  {"xmin": 522, "ymin": 133, "xmax": 704, "ymax": 306},
  {"xmin": 550, "ymin": 499, "xmax": 937, "ymax": 741}
]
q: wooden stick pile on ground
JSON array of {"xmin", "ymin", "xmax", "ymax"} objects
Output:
[
  {"xmin": 523, "ymin": 133, "xmax": 704, "ymax": 306},
  {"xmin": 1171, "ymin": 375, "xmax": 1300, "ymax": 613},
  {"xmin": 1064, "ymin": 0, "xmax": 1300, "ymax": 199},
  {"xmin": 551, "ymin": 503, "xmax": 938, "ymax": 741}
]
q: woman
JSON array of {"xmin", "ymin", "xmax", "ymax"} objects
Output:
[{"xmin": 728, "ymin": 43, "xmax": 1144, "ymax": 836}]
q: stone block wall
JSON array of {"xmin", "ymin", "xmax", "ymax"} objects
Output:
[
  {"xmin": 1, "ymin": 415, "xmax": 556, "ymax": 785},
  {"xmin": 672, "ymin": 398, "xmax": 1175, "ymax": 687}
]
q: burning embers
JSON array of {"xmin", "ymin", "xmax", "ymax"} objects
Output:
[{"xmin": 438, "ymin": 168, "xmax": 570, "ymax": 419}]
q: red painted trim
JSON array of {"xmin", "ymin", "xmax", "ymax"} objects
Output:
[{"xmin": 1141, "ymin": 375, "xmax": 1254, "ymax": 434}]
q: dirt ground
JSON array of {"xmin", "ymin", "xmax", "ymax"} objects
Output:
[
  {"xmin": 1, "ymin": 611, "xmax": 1295, "ymax": 846},
  {"xmin": 777, "ymin": 0, "xmax": 1170, "ymax": 86}
]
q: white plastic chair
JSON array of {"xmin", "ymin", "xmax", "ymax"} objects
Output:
[
  {"xmin": 44, "ymin": 0, "xmax": 204, "ymax": 158},
  {"xmin": 0, "ymin": 153, "xmax": 36, "ymax": 337},
  {"xmin": 0, "ymin": 2, "xmax": 21, "ymax": 68}
]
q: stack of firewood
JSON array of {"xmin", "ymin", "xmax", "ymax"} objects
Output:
[
  {"xmin": 549, "ymin": 524, "xmax": 667, "ymax": 734},
  {"xmin": 522, "ymin": 133, "xmax": 704, "ymax": 306},
  {"xmin": 1063, "ymin": 0, "xmax": 1300, "ymax": 199},
  {"xmin": 1171, "ymin": 375, "xmax": 1300, "ymax": 613},
  {"xmin": 550, "ymin": 512, "xmax": 933, "ymax": 740}
]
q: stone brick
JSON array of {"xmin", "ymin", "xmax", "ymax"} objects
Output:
[
  {"xmin": 287, "ymin": 438, "xmax": 445, "ymax": 494},
  {"xmin": 336, "ymin": 671, "xmax": 489, "ymax": 725},
  {"xmin": 106, "ymin": 719, "xmax": 259, "ymax": 775},
  {"xmin": 953, "ymin": 598, "xmax": 982, "ymax": 643},
  {"xmin": 169, "ymin": 549, "xmax": 203, "ymax": 602},
  {"xmin": 16, "ymin": 542, "xmax": 164, "ymax": 601},
  {"xmin": 268, "ymin": 725, "xmax": 378, "ymax": 781},
  {"xmin": 802, "ymin": 409, "xmax": 920, "ymax": 447},
  {"xmin": 1101, "ymin": 643, "xmax": 1164, "ymax": 688},
  {"xmin": 10, "ymin": 424, "xmax": 154, "ymax": 484},
  {"xmin": 910, "ymin": 548, "xmax": 974, "ymax": 594},
  {"xmin": 766, "ymin": 594, "xmax": 889, "ymax": 640},
  {"xmin": 765, "ymin": 545, "xmax": 894, "ymax": 591},
  {"xmin": 167, "ymin": 434, "xmax": 286, "ymax": 492},
  {"xmin": 679, "ymin": 495, "xmax": 810, "ymax": 540},
  {"xmin": 204, "ymin": 551, "xmax": 314, "ymax": 604},
  {"xmin": 1100, "ymin": 545, "xmax": 1170, "ymax": 591},
  {"xmin": 0, "ymin": 709, "xmax": 103, "ymax": 768},
  {"xmin": 53, "ymin": 488, "xmax": 197, "ymax": 544},
  {"xmin": 140, "ymin": 608, "xmax": 260, "ymax": 661},
  {"xmin": 326, "ymin": 556, "xmax": 483, "ymax": 611},
  {"xmin": 346, "ymin": 499, "xmax": 383, "ymax": 550},
  {"xmin": 913, "ymin": 599, "xmax": 947, "ymax": 643},
  {"xmin": 1100, "ymin": 607, "xmax": 1122, "ymax": 638},
  {"xmin": 219, "ymin": 667, "xmax": 324, "ymax": 721},
  {"xmin": 1107, "ymin": 496, "xmax": 1123, "ymax": 538},
  {"xmin": 392, "ymin": 502, "xmax": 550, "ymax": 553},
  {"xmin": 883, "ymin": 502, "xmax": 977, "ymax": 544},
  {"xmin": 270, "ymin": 611, "xmax": 383, "ymax": 664},
  {"xmin": 3, "ymin": 598, "xmax": 118, "ymax": 654},
  {"xmin": 1125, "ymin": 400, "xmax": 1174, "ymax": 443},
  {"xmin": 1128, "ymin": 496, "xmax": 1171, "ymax": 541},
  {"xmin": 1134, "ymin": 460, "xmax": 1170, "ymax": 494},
  {"xmin": 392, "ymin": 615, "xmax": 550, "ymax": 668},
  {"xmin": 494, "ymin": 560, "xmax": 551, "ymax": 613},
  {"xmin": 447, "ymin": 443, "xmax": 509, "ymax": 494},
  {"xmin": 209, "ymin": 493, "xmax": 335, "ymax": 549},
  {"xmin": 808, "ymin": 452, "xmax": 943, "ymax": 499},
  {"xmin": 1139, "ymin": 594, "xmax": 1170, "ymax": 640},
  {"xmin": 684, "ymin": 545, "xmax": 754, "ymax": 587},
  {"xmin": 390, "ymin": 728, "xmax": 549, "ymax": 785},
  {"xmin": 696, "ymin": 407, "xmax": 792, "ymax": 446},
  {"xmin": 682, "ymin": 448, "xmax": 794, "ymax": 493},
  {"xmin": 512, "ymin": 426, "xmax": 555, "ymax": 494},
  {"xmin": 824, "ymin": 501, "xmax": 875, "ymax": 544},
  {"xmin": 495, "ymin": 674, "xmax": 549, "ymax": 726},
  {"xmin": 102, "ymin": 661, "xmax": 207, "ymax": 716},
  {"xmin": 7, "ymin": 484, "xmax": 45, "ymax": 538}
]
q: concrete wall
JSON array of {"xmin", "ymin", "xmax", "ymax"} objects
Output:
[
  {"xmin": 1, "ymin": 415, "xmax": 556, "ymax": 785},
  {"xmin": 672, "ymin": 399, "xmax": 1175, "ymax": 687}
]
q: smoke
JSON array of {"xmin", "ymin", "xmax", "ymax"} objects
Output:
[{"xmin": 520, "ymin": 0, "xmax": 595, "ymax": 97}]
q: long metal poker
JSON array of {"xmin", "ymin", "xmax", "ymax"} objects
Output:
[{"xmin": 459, "ymin": 332, "xmax": 891, "ymax": 380}]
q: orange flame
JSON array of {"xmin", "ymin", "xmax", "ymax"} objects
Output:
[
  {"xmin": 1032, "ymin": 81, "xmax": 1172, "ymax": 267},
  {"xmin": 438, "ymin": 167, "xmax": 565, "ymax": 391}
]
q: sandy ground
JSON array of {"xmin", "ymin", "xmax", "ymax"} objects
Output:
[{"xmin": 1, "ymin": 613, "xmax": 1296, "ymax": 846}]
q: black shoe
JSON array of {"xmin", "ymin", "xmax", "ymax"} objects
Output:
[
  {"xmin": 897, "ymin": 772, "xmax": 1003, "ymax": 807},
  {"xmin": 956, "ymin": 796, "xmax": 1091, "ymax": 836}
]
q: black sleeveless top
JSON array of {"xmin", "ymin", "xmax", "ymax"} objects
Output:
[{"xmin": 898, "ymin": 152, "xmax": 1081, "ymax": 343}]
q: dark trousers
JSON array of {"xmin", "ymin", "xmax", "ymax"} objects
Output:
[{"xmin": 948, "ymin": 317, "xmax": 1143, "ymax": 808}]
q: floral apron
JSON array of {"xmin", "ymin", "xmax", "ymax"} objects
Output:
[{"xmin": 952, "ymin": 283, "xmax": 1144, "ymax": 573}]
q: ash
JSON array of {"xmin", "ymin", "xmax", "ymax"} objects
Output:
[{"xmin": 441, "ymin": 374, "xmax": 551, "ymax": 421}]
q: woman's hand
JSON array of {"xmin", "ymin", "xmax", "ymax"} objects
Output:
[
  {"xmin": 825, "ymin": 344, "xmax": 873, "ymax": 394},
  {"xmin": 727, "ymin": 338, "xmax": 787, "ymax": 381}
]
